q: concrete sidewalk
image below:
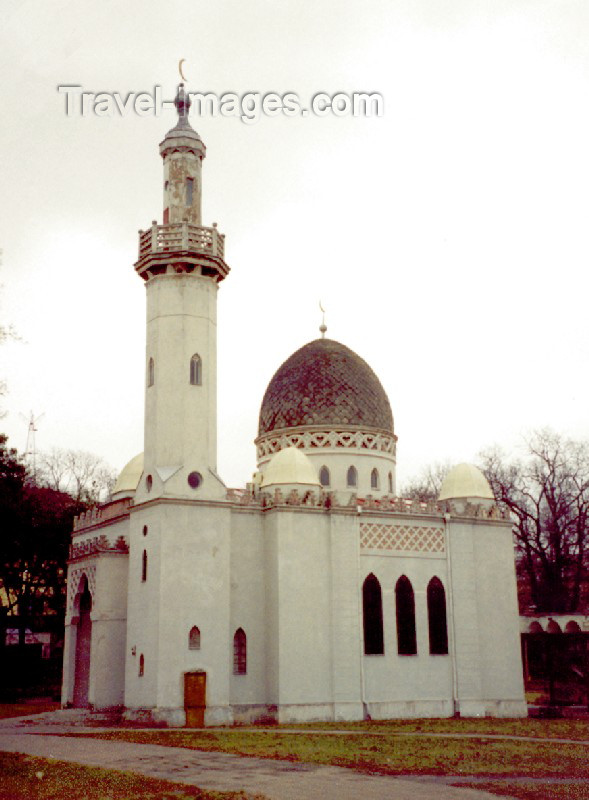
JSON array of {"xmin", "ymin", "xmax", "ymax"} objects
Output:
[{"xmin": 0, "ymin": 725, "xmax": 509, "ymax": 800}]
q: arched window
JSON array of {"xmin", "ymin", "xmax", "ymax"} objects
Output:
[
  {"xmin": 388, "ymin": 472, "xmax": 393, "ymax": 494},
  {"xmin": 141, "ymin": 550, "xmax": 147, "ymax": 582},
  {"xmin": 371, "ymin": 468, "xmax": 379, "ymax": 490},
  {"xmin": 233, "ymin": 628, "xmax": 247, "ymax": 675},
  {"xmin": 565, "ymin": 620, "xmax": 581, "ymax": 633},
  {"xmin": 148, "ymin": 357, "xmax": 154, "ymax": 387},
  {"xmin": 190, "ymin": 353, "xmax": 202, "ymax": 385},
  {"xmin": 395, "ymin": 575, "xmax": 417, "ymax": 655},
  {"xmin": 427, "ymin": 577, "xmax": 448, "ymax": 655},
  {"xmin": 138, "ymin": 654, "xmax": 145, "ymax": 677},
  {"xmin": 529, "ymin": 621, "xmax": 543, "ymax": 634},
  {"xmin": 319, "ymin": 466, "xmax": 330, "ymax": 486},
  {"xmin": 362, "ymin": 574, "xmax": 384, "ymax": 655},
  {"xmin": 189, "ymin": 626, "xmax": 201, "ymax": 650},
  {"xmin": 347, "ymin": 466, "xmax": 357, "ymax": 488}
]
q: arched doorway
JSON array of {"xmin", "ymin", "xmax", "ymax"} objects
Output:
[{"xmin": 73, "ymin": 576, "xmax": 93, "ymax": 707}]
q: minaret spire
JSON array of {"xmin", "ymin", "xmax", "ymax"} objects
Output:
[
  {"xmin": 319, "ymin": 301, "xmax": 327, "ymax": 339},
  {"xmin": 174, "ymin": 83, "xmax": 191, "ymax": 125}
]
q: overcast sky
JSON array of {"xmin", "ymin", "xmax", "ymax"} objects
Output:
[{"xmin": 1, "ymin": 0, "xmax": 589, "ymax": 490}]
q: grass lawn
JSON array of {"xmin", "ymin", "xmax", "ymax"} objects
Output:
[
  {"xmin": 0, "ymin": 751, "xmax": 265, "ymax": 800},
  {"xmin": 0, "ymin": 702, "xmax": 60, "ymax": 720},
  {"xmin": 460, "ymin": 782, "xmax": 589, "ymax": 800},
  {"xmin": 284, "ymin": 717, "xmax": 589, "ymax": 740},
  {"xmin": 65, "ymin": 719, "xmax": 589, "ymax": 800}
]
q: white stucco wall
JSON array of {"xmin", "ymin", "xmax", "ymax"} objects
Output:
[{"xmin": 229, "ymin": 510, "xmax": 267, "ymax": 711}]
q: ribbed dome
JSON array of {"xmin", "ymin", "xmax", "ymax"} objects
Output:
[
  {"xmin": 438, "ymin": 463, "xmax": 494, "ymax": 501},
  {"xmin": 261, "ymin": 447, "xmax": 320, "ymax": 488},
  {"xmin": 112, "ymin": 453, "xmax": 144, "ymax": 498},
  {"xmin": 258, "ymin": 338, "xmax": 393, "ymax": 436}
]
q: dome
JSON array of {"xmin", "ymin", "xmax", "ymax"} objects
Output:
[
  {"xmin": 261, "ymin": 447, "xmax": 320, "ymax": 489},
  {"xmin": 438, "ymin": 463, "xmax": 494, "ymax": 501},
  {"xmin": 258, "ymin": 338, "xmax": 393, "ymax": 436},
  {"xmin": 112, "ymin": 453, "xmax": 144, "ymax": 497}
]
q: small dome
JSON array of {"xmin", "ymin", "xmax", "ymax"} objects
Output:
[
  {"xmin": 258, "ymin": 338, "xmax": 393, "ymax": 436},
  {"xmin": 261, "ymin": 447, "xmax": 320, "ymax": 489},
  {"xmin": 438, "ymin": 463, "xmax": 494, "ymax": 501},
  {"xmin": 112, "ymin": 453, "xmax": 144, "ymax": 497}
]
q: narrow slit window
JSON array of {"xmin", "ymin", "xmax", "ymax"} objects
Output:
[
  {"xmin": 388, "ymin": 472, "xmax": 393, "ymax": 494},
  {"xmin": 186, "ymin": 177, "xmax": 194, "ymax": 206},
  {"xmin": 396, "ymin": 575, "xmax": 417, "ymax": 655},
  {"xmin": 189, "ymin": 626, "xmax": 201, "ymax": 650},
  {"xmin": 319, "ymin": 466, "xmax": 330, "ymax": 487},
  {"xmin": 362, "ymin": 574, "xmax": 384, "ymax": 655},
  {"xmin": 139, "ymin": 654, "xmax": 145, "ymax": 677},
  {"xmin": 148, "ymin": 357, "xmax": 155, "ymax": 387},
  {"xmin": 233, "ymin": 628, "xmax": 247, "ymax": 675},
  {"xmin": 190, "ymin": 354, "xmax": 202, "ymax": 385},
  {"xmin": 347, "ymin": 466, "xmax": 357, "ymax": 488},
  {"xmin": 141, "ymin": 550, "xmax": 148, "ymax": 582}
]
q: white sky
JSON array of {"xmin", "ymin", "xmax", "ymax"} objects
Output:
[{"xmin": 1, "ymin": 0, "xmax": 588, "ymax": 490}]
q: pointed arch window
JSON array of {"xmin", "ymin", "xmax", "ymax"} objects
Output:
[
  {"xmin": 371, "ymin": 468, "xmax": 379, "ymax": 490},
  {"xmin": 141, "ymin": 550, "xmax": 148, "ymax": 582},
  {"xmin": 233, "ymin": 628, "xmax": 247, "ymax": 675},
  {"xmin": 347, "ymin": 466, "xmax": 357, "ymax": 488},
  {"xmin": 190, "ymin": 354, "xmax": 202, "ymax": 385},
  {"xmin": 388, "ymin": 472, "xmax": 393, "ymax": 494},
  {"xmin": 148, "ymin": 357, "xmax": 155, "ymax": 387},
  {"xmin": 362, "ymin": 573, "xmax": 384, "ymax": 655},
  {"xmin": 189, "ymin": 626, "xmax": 201, "ymax": 650},
  {"xmin": 395, "ymin": 575, "xmax": 417, "ymax": 655},
  {"xmin": 186, "ymin": 177, "xmax": 194, "ymax": 206},
  {"xmin": 319, "ymin": 466, "xmax": 330, "ymax": 487},
  {"xmin": 427, "ymin": 577, "xmax": 448, "ymax": 655}
]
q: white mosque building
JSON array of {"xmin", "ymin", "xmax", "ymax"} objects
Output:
[{"xmin": 61, "ymin": 85, "xmax": 527, "ymax": 725}]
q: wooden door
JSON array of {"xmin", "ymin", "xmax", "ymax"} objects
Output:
[{"xmin": 184, "ymin": 671, "xmax": 206, "ymax": 727}]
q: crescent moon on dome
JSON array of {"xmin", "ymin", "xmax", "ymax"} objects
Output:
[
  {"xmin": 319, "ymin": 300, "xmax": 325, "ymax": 314},
  {"xmin": 179, "ymin": 58, "xmax": 187, "ymax": 82}
]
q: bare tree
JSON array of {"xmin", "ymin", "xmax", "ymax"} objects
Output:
[
  {"xmin": 480, "ymin": 429, "xmax": 589, "ymax": 614},
  {"xmin": 38, "ymin": 448, "xmax": 117, "ymax": 504},
  {"xmin": 401, "ymin": 461, "xmax": 451, "ymax": 502}
]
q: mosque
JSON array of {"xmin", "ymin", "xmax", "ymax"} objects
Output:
[{"xmin": 61, "ymin": 85, "xmax": 527, "ymax": 725}]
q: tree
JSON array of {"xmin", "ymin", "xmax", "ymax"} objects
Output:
[
  {"xmin": 480, "ymin": 430, "xmax": 589, "ymax": 614},
  {"xmin": 401, "ymin": 461, "xmax": 451, "ymax": 502},
  {"xmin": 38, "ymin": 448, "xmax": 116, "ymax": 503},
  {"xmin": 0, "ymin": 436, "xmax": 85, "ymax": 646}
]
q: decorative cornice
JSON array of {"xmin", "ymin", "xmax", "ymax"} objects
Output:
[
  {"xmin": 74, "ymin": 498, "xmax": 132, "ymax": 533},
  {"xmin": 69, "ymin": 534, "xmax": 129, "ymax": 561}
]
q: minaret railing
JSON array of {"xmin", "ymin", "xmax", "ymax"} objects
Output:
[{"xmin": 138, "ymin": 221, "xmax": 225, "ymax": 260}]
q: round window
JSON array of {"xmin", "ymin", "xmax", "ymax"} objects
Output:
[{"xmin": 187, "ymin": 471, "xmax": 203, "ymax": 489}]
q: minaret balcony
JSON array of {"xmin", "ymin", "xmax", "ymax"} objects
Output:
[{"xmin": 135, "ymin": 221, "xmax": 229, "ymax": 281}]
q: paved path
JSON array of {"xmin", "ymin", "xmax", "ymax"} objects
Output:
[{"xmin": 0, "ymin": 722, "xmax": 508, "ymax": 800}]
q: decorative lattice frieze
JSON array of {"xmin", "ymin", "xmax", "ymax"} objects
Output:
[
  {"xmin": 360, "ymin": 522, "xmax": 445, "ymax": 553},
  {"xmin": 256, "ymin": 429, "xmax": 396, "ymax": 460},
  {"xmin": 67, "ymin": 565, "xmax": 96, "ymax": 614}
]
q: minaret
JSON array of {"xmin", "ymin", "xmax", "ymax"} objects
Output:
[{"xmin": 134, "ymin": 84, "xmax": 229, "ymax": 501}]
